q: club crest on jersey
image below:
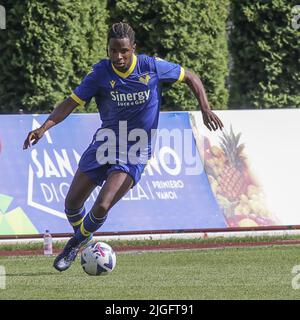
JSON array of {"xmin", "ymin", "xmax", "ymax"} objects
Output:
[
  {"xmin": 110, "ymin": 80, "xmax": 116, "ymax": 88},
  {"xmin": 139, "ymin": 73, "xmax": 150, "ymax": 85}
]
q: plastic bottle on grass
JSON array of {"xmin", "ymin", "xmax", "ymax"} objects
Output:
[{"xmin": 43, "ymin": 230, "xmax": 53, "ymax": 256}]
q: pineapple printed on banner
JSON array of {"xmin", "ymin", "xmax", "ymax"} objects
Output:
[{"xmin": 202, "ymin": 126, "xmax": 279, "ymax": 228}]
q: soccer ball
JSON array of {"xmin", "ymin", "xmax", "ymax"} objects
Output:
[{"xmin": 80, "ymin": 241, "xmax": 116, "ymax": 276}]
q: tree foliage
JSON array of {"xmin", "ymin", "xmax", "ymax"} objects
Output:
[
  {"xmin": 0, "ymin": 0, "xmax": 108, "ymax": 113},
  {"xmin": 1, "ymin": 0, "xmax": 298, "ymax": 112},
  {"xmin": 229, "ymin": 0, "xmax": 300, "ymax": 108},
  {"xmin": 110, "ymin": 0, "xmax": 230, "ymax": 110}
]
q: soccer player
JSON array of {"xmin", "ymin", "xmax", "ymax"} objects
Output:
[{"xmin": 23, "ymin": 22, "xmax": 223, "ymax": 271}]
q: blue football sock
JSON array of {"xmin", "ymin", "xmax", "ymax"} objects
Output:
[
  {"xmin": 75, "ymin": 211, "xmax": 107, "ymax": 243},
  {"xmin": 65, "ymin": 206, "xmax": 86, "ymax": 233}
]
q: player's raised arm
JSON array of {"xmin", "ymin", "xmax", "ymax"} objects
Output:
[
  {"xmin": 23, "ymin": 96, "xmax": 79, "ymax": 149},
  {"xmin": 182, "ymin": 70, "xmax": 223, "ymax": 131}
]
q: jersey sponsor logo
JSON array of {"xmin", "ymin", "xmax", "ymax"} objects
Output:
[
  {"xmin": 110, "ymin": 89, "xmax": 150, "ymax": 107},
  {"xmin": 139, "ymin": 73, "xmax": 150, "ymax": 85}
]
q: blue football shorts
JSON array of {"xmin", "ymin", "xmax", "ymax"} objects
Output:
[{"xmin": 78, "ymin": 142, "xmax": 146, "ymax": 187}]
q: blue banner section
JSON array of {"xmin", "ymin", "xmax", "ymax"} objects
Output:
[{"xmin": 0, "ymin": 113, "xmax": 227, "ymax": 235}]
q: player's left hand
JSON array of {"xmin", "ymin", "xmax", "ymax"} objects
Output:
[{"xmin": 201, "ymin": 109, "xmax": 223, "ymax": 131}]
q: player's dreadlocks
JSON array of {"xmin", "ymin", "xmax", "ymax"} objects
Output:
[{"xmin": 108, "ymin": 22, "xmax": 135, "ymax": 45}]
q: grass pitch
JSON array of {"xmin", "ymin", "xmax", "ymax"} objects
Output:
[{"xmin": 1, "ymin": 245, "xmax": 300, "ymax": 300}]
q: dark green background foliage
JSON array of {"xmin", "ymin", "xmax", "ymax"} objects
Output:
[
  {"xmin": 229, "ymin": 0, "xmax": 300, "ymax": 109},
  {"xmin": 110, "ymin": 0, "xmax": 230, "ymax": 111},
  {"xmin": 0, "ymin": 0, "xmax": 108, "ymax": 113},
  {"xmin": 0, "ymin": 0, "xmax": 299, "ymax": 113}
]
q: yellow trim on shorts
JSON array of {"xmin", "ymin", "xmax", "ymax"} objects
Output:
[{"xmin": 70, "ymin": 92, "xmax": 85, "ymax": 107}]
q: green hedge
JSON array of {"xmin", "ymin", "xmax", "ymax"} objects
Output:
[
  {"xmin": 110, "ymin": 0, "xmax": 230, "ymax": 111},
  {"xmin": 229, "ymin": 0, "xmax": 300, "ymax": 108},
  {"xmin": 0, "ymin": 0, "xmax": 108, "ymax": 113},
  {"xmin": 1, "ymin": 1, "xmax": 298, "ymax": 112}
]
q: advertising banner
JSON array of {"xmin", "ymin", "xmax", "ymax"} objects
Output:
[
  {"xmin": 191, "ymin": 109, "xmax": 300, "ymax": 228},
  {"xmin": 0, "ymin": 112, "xmax": 226, "ymax": 235}
]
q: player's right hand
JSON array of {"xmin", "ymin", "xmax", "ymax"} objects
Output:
[{"xmin": 23, "ymin": 128, "xmax": 45, "ymax": 150}]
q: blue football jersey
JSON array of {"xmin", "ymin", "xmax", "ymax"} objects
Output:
[{"xmin": 70, "ymin": 54, "xmax": 184, "ymax": 161}]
